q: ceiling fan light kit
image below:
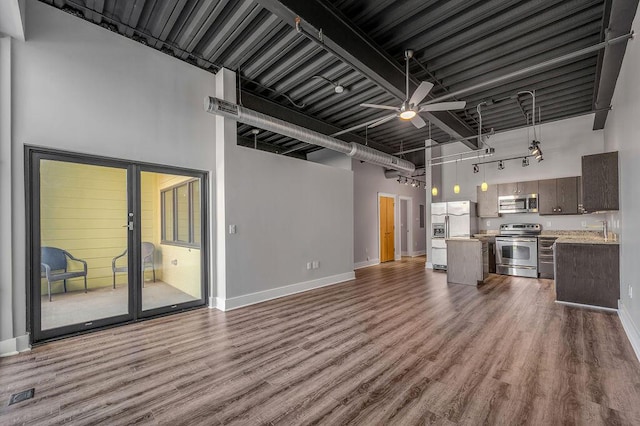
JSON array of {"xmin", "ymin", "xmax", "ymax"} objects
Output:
[{"xmin": 359, "ymin": 49, "xmax": 466, "ymax": 130}]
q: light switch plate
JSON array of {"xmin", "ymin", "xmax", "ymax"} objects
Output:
[{"xmin": 229, "ymin": 224, "xmax": 236, "ymax": 234}]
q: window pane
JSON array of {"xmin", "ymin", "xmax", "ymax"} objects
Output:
[
  {"xmin": 176, "ymin": 184, "xmax": 189, "ymax": 243},
  {"xmin": 192, "ymin": 181, "xmax": 201, "ymax": 245},
  {"xmin": 163, "ymin": 191, "xmax": 174, "ymax": 241}
]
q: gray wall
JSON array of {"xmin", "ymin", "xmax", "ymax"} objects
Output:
[
  {"xmin": 2, "ymin": 1, "xmax": 217, "ymax": 345},
  {"xmin": 353, "ymin": 160, "xmax": 426, "ymax": 266},
  {"xmin": 603, "ymin": 1, "xmax": 640, "ymax": 356}
]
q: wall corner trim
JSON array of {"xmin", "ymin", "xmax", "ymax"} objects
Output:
[
  {"xmin": 618, "ymin": 299, "xmax": 640, "ymax": 364},
  {"xmin": 0, "ymin": 334, "xmax": 31, "ymax": 357},
  {"xmin": 354, "ymin": 259, "xmax": 380, "ymax": 270},
  {"xmin": 218, "ymin": 272, "xmax": 355, "ymax": 311}
]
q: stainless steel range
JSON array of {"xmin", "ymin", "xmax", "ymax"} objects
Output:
[{"xmin": 495, "ymin": 223, "xmax": 541, "ymax": 278}]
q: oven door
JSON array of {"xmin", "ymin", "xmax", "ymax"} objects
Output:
[{"xmin": 496, "ymin": 237, "xmax": 537, "ymax": 267}]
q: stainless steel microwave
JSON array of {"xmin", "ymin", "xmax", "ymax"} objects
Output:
[{"xmin": 498, "ymin": 194, "xmax": 538, "ymax": 214}]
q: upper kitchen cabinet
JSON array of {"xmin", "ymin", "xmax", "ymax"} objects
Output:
[
  {"xmin": 498, "ymin": 180, "xmax": 539, "ymax": 196},
  {"xmin": 582, "ymin": 152, "xmax": 619, "ymax": 212},
  {"xmin": 477, "ymin": 185, "xmax": 499, "ymax": 218},
  {"xmin": 538, "ymin": 177, "xmax": 579, "ymax": 215}
]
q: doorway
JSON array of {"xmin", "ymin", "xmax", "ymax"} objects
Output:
[
  {"xmin": 379, "ymin": 195, "xmax": 395, "ymax": 263},
  {"xmin": 27, "ymin": 148, "xmax": 208, "ymax": 343}
]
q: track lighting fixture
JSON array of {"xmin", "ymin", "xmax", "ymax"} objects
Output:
[
  {"xmin": 473, "ymin": 164, "xmax": 479, "ymax": 174},
  {"xmin": 536, "ymin": 151, "xmax": 544, "ymax": 162},
  {"xmin": 498, "ymin": 160, "xmax": 505, "ymax": 170},
  {"xmin": 522, "ymin": 157, "xmax": 529, "ymax": 167}
]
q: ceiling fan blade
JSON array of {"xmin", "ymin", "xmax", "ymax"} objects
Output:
[
  {"xmin": 409, "ymin": 81, "xmax": 434, "ymax": 106},
  {"xmin": 360, "ymin": 103, "xmax": 400, "ymax": 111},
  {"xmin": 419, "ymin": 101, "xmax": 466, "ymax": 112},
  {"xmin": 369, "ymin": 114, "xmax": 398, "ymax": 128},
  {"xmin": 410, "ymin": 114, "xmax": 427, "ymax": 129}
]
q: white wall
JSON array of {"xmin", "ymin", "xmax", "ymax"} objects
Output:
[
  {"xmin": 353, "ymin": 160, "xmax": 427, "ymax": 266},
  {"xmin": 440, "ymin": 114, "xmax": 606, "ymax": 230},
  {"xmin": 603, "ymin": 3, "xmax": 640, "ymax": 360},
  {"xmin": 2, "ymin": 1, "xmax": 217, "ymax": 348}
]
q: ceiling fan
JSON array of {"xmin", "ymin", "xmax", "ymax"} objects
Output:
[{"xmin": 360, "ymin": 49, "xmax": 466, "ymax": 129}]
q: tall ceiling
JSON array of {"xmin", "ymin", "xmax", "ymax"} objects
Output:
[{"xmin": 41, "ymin": 0, "xmax": 631, "ymax": 168}]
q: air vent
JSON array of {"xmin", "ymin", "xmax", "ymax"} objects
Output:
[
  {"xmin": 217, "ymin": 99, "xmax": 239, "ymax": 116},
  {"xmin": 9, "ymin": 389, "xmax": 34, "ymax": 406}
]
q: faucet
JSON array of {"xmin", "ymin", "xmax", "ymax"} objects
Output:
[{"xmin": 602, "ymin": 220, "xmax": 608, "ymax": 242}]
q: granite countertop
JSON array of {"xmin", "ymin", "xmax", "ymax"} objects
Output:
[{"xmin": 555, "ymin": 237, "xmax": 619, "ymax": 245}]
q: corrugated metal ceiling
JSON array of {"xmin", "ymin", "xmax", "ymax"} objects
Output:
[{"xmin": 41, "ymin": 0, "xmax": 609, "ymax": 167}]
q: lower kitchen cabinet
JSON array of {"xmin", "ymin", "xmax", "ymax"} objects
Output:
[
  {"xmin": 538, "ymin": 237, "xmax": 556, "ymax": 279},
  {"xmin": 555, "ymin": 242, "xmax": 619, "ymax": 308}
]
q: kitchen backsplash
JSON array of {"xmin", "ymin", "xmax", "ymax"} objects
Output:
[{"xmin": 478, "ymin": 211, "xmax": 616, "ymax": 233}]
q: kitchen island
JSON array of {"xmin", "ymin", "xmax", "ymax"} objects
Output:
[
  {"xmin": 446, "ymin": 238, "xmax": 488, "ymax": 286},
  {"xmin": 554, "ymin": 238, "xmax": 620, "ymax": 309}
]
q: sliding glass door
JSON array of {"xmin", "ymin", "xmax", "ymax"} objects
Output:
[{"xmin": 28, "ymin": 148, "xmax": 207, "ymax": 343}]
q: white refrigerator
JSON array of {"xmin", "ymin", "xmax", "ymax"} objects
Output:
[{"xmin": 431, "ymin": 201, "xmax": 478, "ymax": 270}]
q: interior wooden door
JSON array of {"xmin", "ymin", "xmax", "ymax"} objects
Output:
[{"xmin": 380, "ymin": 196, "xmax": 395, "ymax": 262}]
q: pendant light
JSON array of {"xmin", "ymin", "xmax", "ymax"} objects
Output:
[
  {"xmin": 428, "ymin": 122, "xmax": 438, "ymax": 197},
  {"xmin": 481, "ymin": 162, "xmax": 488, "ymax": 192},
  {"xmin": 453, "ymin": 155, "xmax": 461, "ymax": 194},
  {"xmin": 431, "ymin": 186, "xmax": 438, "ymax": 197}
]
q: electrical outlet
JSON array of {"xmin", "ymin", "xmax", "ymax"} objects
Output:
[
  {"xmin": 486, "ymin": 220, "xmax": 491, "ymax": 227},
  {"xmin": 312, "ymin": 261, "xmax": 319, "ymax": 269},
  {"xmin": 581, "ymin": 221, "xmax": 587, "ymax": 228},
  {"xmin": 629, "ymin": 285, "xmax": 633, "ymax": 299},
  {"xmin": 306, "ymin": 262, "xmax": 312, "ymax": 270},
  {"xmin": 228, "ymin": 224, "xmax": 237, "ymax": 234}
]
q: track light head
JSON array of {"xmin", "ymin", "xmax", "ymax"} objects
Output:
[
  {"xmin": 522, "ymin": 157, "xmax": 529, "ymax": 167},
  {"xmin": 473, "ymin": 164, "xmax": 479, "ymax": 173},
  {"xmin": 498, "ymin": 160, "xmax": 505, "ymax": 170}
]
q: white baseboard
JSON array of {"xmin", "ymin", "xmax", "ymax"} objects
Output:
[
  {"xmin": 354, "ymin": 258, "xmax": 380, "ymax": 270},
  {"xmin": 619, "ymin": 299, "xmax": 640, "ymax": 364},
  {"xmin": 218, "ymin": 271, "xmax": 356, "ymax": 312},
  {"xmin": 0, "ymin": 334, "xmax": 30, "ymax": 357},
  {"xmin": 214, "ymin": 297, "xmax": 226, "ymax": 311},
  {"xmin": 395, "ymin": 254, "xmax": 401, "ymax": 261},
  {"xmin": 412, "ymin": 250, "xmax": 426, "ymax": 257},
  {"xmin": 555, "ymin": 300, "xmax": 617, "ymax": 313}
]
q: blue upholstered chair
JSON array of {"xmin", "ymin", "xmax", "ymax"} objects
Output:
[
  {"xmin": 112, "ymin": 242, "xmax": 156, "ymax": 288},
  {"xmin": 41, "ymin": 247, "xmax": 88, "ymax": 302}
]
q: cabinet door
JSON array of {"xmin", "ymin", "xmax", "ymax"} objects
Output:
[
  {"xmin": 537, "ymin": 179, "xmax": 557, "ymax": 215},
  {"xmin": 582, "ymin": 152, "xmax": 619, "ymax": 212},
  {"xmin": 498, "ymin": 182, "xmax": 518, "ymax": 196},
  {"xmin": 518, "ymin": 180, "xmax": 539, "ymax": 195},
  {"xmin": 477, "ymin": 185, "xmax": 499, "ymax": 217},
  {"xmin": 557, "ymin": 176, "xmax": 578, "ymax": 215}
]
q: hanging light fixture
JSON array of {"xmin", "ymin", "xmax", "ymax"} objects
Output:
[
  {"xmin": 522, "ymin": 157, "xmax": 530, "ymax": 167},
  {"xmin": 498, "ymin": 160, "xmax": 505, "ymax": 170},
  {"xmin": 481, "ymin": 163, "xmax": 488, "ymax": 192},
  {"xmin": 473, "ymin": 164, "xmax": 479, "ymax": 173},
  {"xmin": 431, "ymin": 186, "xmax": 438, "ymax": 196},
  {"xmin": 453, "ymin": 155, "xmax": 461, "ymax": 194}
]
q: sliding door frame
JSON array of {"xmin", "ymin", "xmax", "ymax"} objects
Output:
[{"xmin": 26, "ymin": 146, "xmax": 209, "ymax": 344}]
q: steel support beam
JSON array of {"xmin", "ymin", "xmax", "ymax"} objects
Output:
[
  {"xmin": 592, "ymin": 0, "xmax": 639, "ymax": 129},
  {"xmin": 256, "ymin": 0, "xmax": 478, "ymax": 148}
]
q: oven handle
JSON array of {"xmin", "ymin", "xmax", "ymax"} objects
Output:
[{"xmin": 496, "ymin": 237, "xmax": 538, "ymax": 243}]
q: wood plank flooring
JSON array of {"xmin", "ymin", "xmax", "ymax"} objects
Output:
[{"xmin": 2, "ymin": 257, "xmax": 640, "ymax": 425}]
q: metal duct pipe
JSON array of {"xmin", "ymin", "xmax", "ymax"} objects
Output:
[{"xmin": 204, "ymin": 97, "xmax": 416, "ymax": 173}]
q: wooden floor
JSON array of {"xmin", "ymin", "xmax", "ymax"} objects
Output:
[{"xmin": 2, "ymin": 258, "xmax": 640, "ymax": 425}]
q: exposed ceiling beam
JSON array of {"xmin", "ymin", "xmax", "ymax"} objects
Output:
[
  {"xmin": 239, "ymin": 90, "xmax": 391, "ymax": 153},
  {"xmin": 256, "ymin": 0, "xmax": 478, "ymax": 149},
  {"xmin": 592, "ymin": 0, "xmax": 639, "ymax": 129}
]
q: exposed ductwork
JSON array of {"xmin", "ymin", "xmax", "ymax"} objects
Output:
[{"xmin": 204, "ymin": 97, "xmax": 416, "ymax": 173}]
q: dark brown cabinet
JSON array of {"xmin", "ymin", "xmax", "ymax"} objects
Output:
[
  {"xmin": 498, "ymin": 180, "xmax": 538, "ymax": 196},
  {"xmin": 555, "ymin": 242, "xmax": 619, "ymax": 308},
  {"xmin": 477, "ymin": 184, "xmax": 499, "ymax": 217},
  {"xmin": 538, "ymin": 177, "xmax": 578, "ymax": 215},
  {"xmin": 582, "ymin": 151, "xmax": 619, "ymax": 212}
]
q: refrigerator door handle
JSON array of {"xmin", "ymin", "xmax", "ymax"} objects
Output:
[{"xmin": 445, "ymin": 215, "xmax": 449, "ymax": 239}]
